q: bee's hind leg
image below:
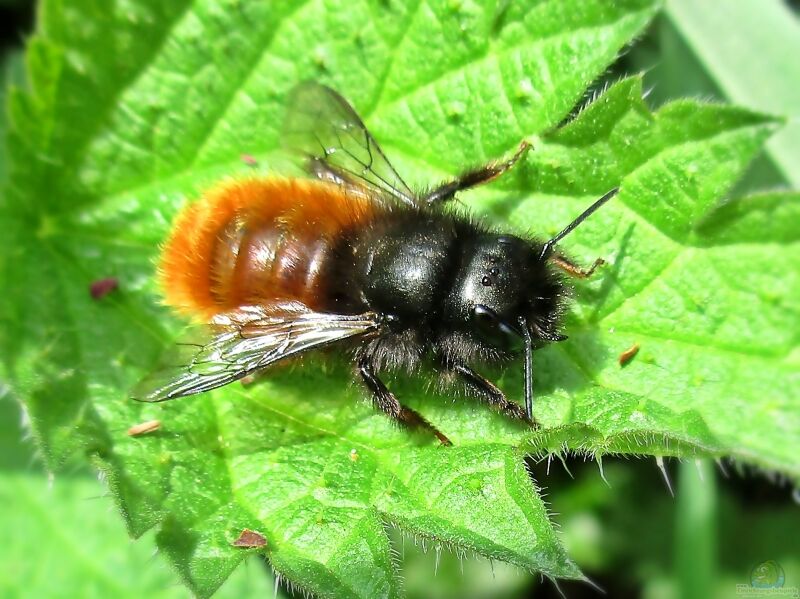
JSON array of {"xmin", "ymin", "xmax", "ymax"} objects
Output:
[
  {"xmin": 421, "ymin": 141, "xmax": 532, "ymax": 205},
  {"xmin": 358, "ymin": 356, "xmax": 452, "ymax": 446}
]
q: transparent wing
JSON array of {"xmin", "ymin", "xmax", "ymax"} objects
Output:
[
  {"xmin": 282, "ymin": 81, "xmax": 417, "ymax": 206},
  {"xmin": 132, "ymin": 305, "xmax": 382, "ymax": 402}
]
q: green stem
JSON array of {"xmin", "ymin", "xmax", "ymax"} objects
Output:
[{"xmin": 675, "ymin": 459, "xmax": 717, "ymax": 599}]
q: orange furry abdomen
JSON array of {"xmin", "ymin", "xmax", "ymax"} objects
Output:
[{"xmin": 159, "ymin": 178, "xmax": 375, "ymax": 320}]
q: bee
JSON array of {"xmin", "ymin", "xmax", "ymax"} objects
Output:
[{"xmin": 133, "ymin": 82, "xmax": 617, "ymax": 445}]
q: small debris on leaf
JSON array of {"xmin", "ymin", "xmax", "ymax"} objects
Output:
[
  {"xmin": 89, "ymin": 277, "xmax": 118, "ymax": 299},
  {"xmin": 618, "ymin": 343, "xmax": 640, "ymax": 367},
  {"xmin": 127, "ymin": 419, "xmax": 161, "ymax": 436},
  {"xmin": 240, "ymin": 154, "xmax": 258, "ymax": 167},
  {"xmin": 233, "ymin": 528, "xmax": 267, "ymax": 548}
]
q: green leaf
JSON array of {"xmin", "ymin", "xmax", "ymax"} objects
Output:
[
  {"xmin": 0, "ymin": 472, "xmax": 283, "ymax": 598},
  {"xmin": 0, "ymin": 49, "xmax": 36, "ymax": 473},
  {"xmin": 499, "ymin": 78, "xmax": 798, "ymax": 476},
  {"xmin": 662, "ymin": 0, "xmax": 800, "ymax": 188},
  {"xmin": 2, "ymin": 0, "xmax": 797, "ymax": 597}
]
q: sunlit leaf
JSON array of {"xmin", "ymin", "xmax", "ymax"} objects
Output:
[{"xmin": 2, "ymin": 1, "xmax": 796, "ymax": 597}]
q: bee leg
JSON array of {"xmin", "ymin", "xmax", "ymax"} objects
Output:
[
  {"xmin": 358, "ymin": 357, "xmax": 452, "ymax": 446},
  {"xmin": 421, "ymin": 140, "xmax": 532, "ymax": 205},
  {"xmin": 449, "ymin": 363, "xmax": 537, "ymax": 426},
  {"xmin": 551, "ymin": 254, "xmax": 605, "ymax": 278}
]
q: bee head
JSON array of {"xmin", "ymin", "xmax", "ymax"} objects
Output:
[
  {"xmin": 445, "ymin": 233, "xmax": 564, "ymax": 353},
  {"xmin": 446, "ymin": 187, "xmax": 619, "ymax": 353}
]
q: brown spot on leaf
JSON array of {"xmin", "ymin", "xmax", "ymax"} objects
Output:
[
  {"xmin": 233, "ymin": 529, "xmax": 267, "ymax": 548},
  {"xmin": 90, "ymin": 277, "xmax": 118, "ymax": 299},
  {"xmin": 240, "ymin": 154, "xmax": 258, "ymax": 167}
]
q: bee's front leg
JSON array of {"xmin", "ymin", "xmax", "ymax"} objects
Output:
[
  {"xmin": 445, "ymin": 361, "xmax": 536, "ymax": 426},
  {"xmin": 421, "ymin": 141, "xmax": 532, "ymax": 205},
  {"xmin": 550, "ymin": 254, "xmax": 605, "ymax": 278}
]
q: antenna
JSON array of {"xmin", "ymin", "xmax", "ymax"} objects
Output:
[
  {"xmin": 519, "ymin": 316, "xmax": 534, "ymax": 420},
  {"xmin": 540, "ymin": 187, "xmax": 619, "ymax": 258}
]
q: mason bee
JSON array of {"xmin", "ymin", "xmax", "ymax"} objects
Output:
[{"xmin": 133, "ymin": 82, "xmax": 617, "ymax": 445}]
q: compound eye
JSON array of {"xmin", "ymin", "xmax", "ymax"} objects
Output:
[{"xmin": 471, "ymin": 304, "xmax": 522, "ymax": 350}]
